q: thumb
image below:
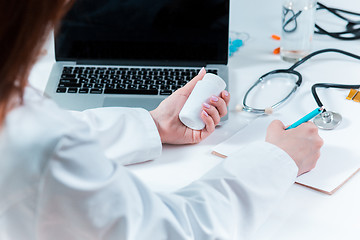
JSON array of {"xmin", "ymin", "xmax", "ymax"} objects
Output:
[{"xmin": 178, "ymin": 67, "xmax": 206, "ymax": 96}]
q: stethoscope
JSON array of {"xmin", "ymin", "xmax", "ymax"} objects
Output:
[
  {"xmin": 282, "ymin": 7, "xmax": 303, "ymax": 33},
  {"xmin": 282, "ymin": 2, "xmax": 360, "ymax": 40},
  {"xmin": 241, "ymin": 48, "xmax": 360, "ymax": 130},
  {"xmin": 315, "ymin": 2, "xmax": 360, "ymax": 40}
]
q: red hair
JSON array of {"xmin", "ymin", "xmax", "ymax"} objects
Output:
[{"xmin": 0, "ymin": 0, "xmax": 74, "ymax": 125}]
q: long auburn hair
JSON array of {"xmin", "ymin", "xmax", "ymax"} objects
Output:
[{"xmin": 0, "ymin": 0, "xmax": 74, "ymax": 125}]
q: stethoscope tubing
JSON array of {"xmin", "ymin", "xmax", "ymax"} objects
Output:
[
  {"xmin": 242, "ymin": 69, "xmax": 302, "ymax": 114},
  {"xmin": 315, "ymin": 2, "xmax": 360, "ymax": 40},
  {"xmin": 317, "ymin": 2, "xmax": 360, "ymax": 25},
  {"xmin": 243, "ymin": 49, "xmax": 360, "ymax": 115},
  {"xmin": 282, "ymin": 1, "xmax": 360, "ymax": 40},
  {"xmin": 282, "ymin": 9, "xmax": 302, "ymax": 33}
]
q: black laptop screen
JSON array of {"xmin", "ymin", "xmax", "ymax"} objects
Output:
[{"xmin": 55, "ymin": 0, "xmax": 229, "ymax": 65}]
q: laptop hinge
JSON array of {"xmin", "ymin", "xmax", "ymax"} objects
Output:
[{"xmin": 74, "ymin": 59, "xmax": 214, "ymax": 67}]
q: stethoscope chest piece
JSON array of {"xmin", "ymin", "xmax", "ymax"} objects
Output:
[{"xmin": 313, "ymin": 111, "xmax": 342, "ymax": 130}]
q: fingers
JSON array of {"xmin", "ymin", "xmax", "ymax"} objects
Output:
[
  {"xmin": 268, "ymin": 120, "xmax": 286, "ymax": 131},
  {"xmin": 191, "ymin": 110, "xmax": 215, "ymax": 144},
  {"xmin": 298, "ymin": 121, "xmax": 318, "ymax": 131},
  {"xmin": 209, "ymin": 93, "xmax": 229, "ymax": 118},
  {"xmin": 221, "ymin": 90, "xmax": 231, "ymax": 107},
  {"xmin": 298, "ymin": 122, "xmax": 324, "ymax": 147},
  {"xmin": 200, "ymin": 89, "xmax": 230, "ymax": 127},
  {"xmin": 202, "ymin": 103, "xmax": 221, "ymax": 125},
  {"xmin": 200, "ymin": 110, "xmax": 216, "ymax": 138},
  {"xmin": 203, "ymin": 90, "xmax": 230, "ymax": 119},
  {"xmin": 192, "ymin": 89, "xmax": 230, "ymax": 143},
  {"xmin": 265, "ymin": 120, "xmax": 286, "ymax": 142},
  {"xmin": 266, "ymin": 119, "xmax": 324, "ymax": 176}
]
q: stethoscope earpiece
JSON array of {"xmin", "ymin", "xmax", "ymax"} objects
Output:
[
  {"xmin": 264, "ymin": 107, "xmax": 274, "ymax": 115},
  {"xmin": 235, "ymin": 104, "xmax": 244, "ymax": 112}
]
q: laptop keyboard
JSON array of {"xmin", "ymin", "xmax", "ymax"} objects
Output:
[{"xmin": 56, "ymin": 66, "xmax": 218, "ymax": 95}]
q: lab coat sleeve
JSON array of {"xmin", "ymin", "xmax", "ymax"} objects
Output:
[
  {"xmin": 37, "ymin": 122, "xmax": 298, "ymax": 240},
  {"xmin": 68, "ymin": 107, "xmax": 162, "ymax": 165},
  {"xmin": 171, "ymin": 141, "xmax": 298, "ymax": 239}
]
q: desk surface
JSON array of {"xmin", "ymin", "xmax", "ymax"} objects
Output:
[{"xmin": 30, "ymin": 0, "xmax": 360, "ymax": 239}]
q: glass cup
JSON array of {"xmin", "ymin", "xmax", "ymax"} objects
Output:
[{"xmin": 281, "ymin": 0, "xmax": 317, "ymax": 62}]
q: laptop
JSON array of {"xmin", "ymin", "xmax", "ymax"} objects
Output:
[{"xmin": 45, "ymin": 0, "xmax": 230, "ymax": 113}]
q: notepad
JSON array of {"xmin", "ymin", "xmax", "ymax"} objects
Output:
[{"xmin": 212, "ymin": 116, "xmax": 360, "ymax": 195}]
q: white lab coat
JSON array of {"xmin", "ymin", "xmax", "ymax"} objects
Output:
[{"xmin": 0, "ymin": 87, "xmax": 298, "ymax": 240}]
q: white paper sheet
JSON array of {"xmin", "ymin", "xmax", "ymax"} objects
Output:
[{"xmin": 212, "ymin": 115, "xmax": 360, "ymax": 195}]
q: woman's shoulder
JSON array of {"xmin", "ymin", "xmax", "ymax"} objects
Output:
[{"xmin": 3, "ymin": 86, "xmax": 86, "ymax": 156}]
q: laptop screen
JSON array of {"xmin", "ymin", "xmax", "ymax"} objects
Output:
[{"xmin": 55, "ymin": 0, "xmax": 229, "ymax": 65}]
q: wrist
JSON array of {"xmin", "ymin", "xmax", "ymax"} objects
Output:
[{"xmin": 150, "ymin": 110, "xmax": 166, "ymax": 144}]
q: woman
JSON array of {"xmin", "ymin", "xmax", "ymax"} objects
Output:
[{"xmin": 0, "ymin": 1, "xmax": 323, "ymax": 240}]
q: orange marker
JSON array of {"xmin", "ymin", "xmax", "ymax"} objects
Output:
[
  {"xmin": 353, "ymin": 92, "xmax": 360, "ymax": 102},
  {"xmin": 273, "ymin": 47, "xmax": 280, "ymax": 55},
  {"xmin": 346, "ymin": 89, "xmax": 358, "ymax": 100},
  {"xmin": 271, "ymin": 34, "xmax": 281, "ymax": 41}
]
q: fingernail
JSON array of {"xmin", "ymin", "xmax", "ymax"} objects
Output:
[
  {"xmin": 202, "ymin": 102, "xmax": 211, "ymax": 109},
  {"xmin": 223, "ymin": 90, "xmax": 229, "ymax": 97},
  {"xmin": 197, "ymin": 67, "xmax": 206, "ymax": 76},
  {"xmin": 211, "ymin": 96, "xmax": 219, "ymax": 102},
  {"xmin": 202, "ymin": 110, "xmax": 209, "ymax": 117}
]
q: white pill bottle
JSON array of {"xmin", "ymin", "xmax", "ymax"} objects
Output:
[{"xmin": 179, "ymin": 73, "xmax": 227, "ymax": 130}]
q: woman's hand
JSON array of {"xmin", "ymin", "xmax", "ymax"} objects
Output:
[
  {"xmin": 266, "ymin": 120, "xmax": 324, "ymax": 176},
  {"xmin": 150, "ymin": 68, "xmax": 230, "ymax": 144}
]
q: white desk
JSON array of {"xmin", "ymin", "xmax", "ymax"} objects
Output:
[
  {"xmin": 228, "ymin": 1, "xmax": 360, "ymax": 239},
  {"xmin": 30, "ymin": 0, "xmax": 360, "ymax": 239}
]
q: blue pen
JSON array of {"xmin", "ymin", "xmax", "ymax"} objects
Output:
[{"xmin": 285, "ymin": 107, "xmax": 324, "ymax": 130}]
